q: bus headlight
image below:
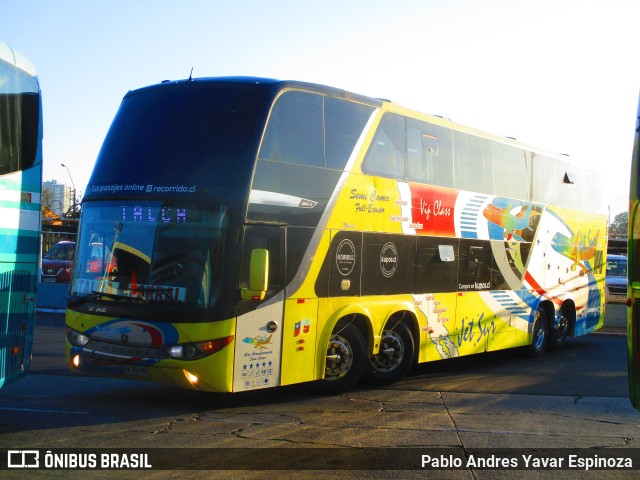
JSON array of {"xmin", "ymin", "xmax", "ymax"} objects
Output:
[
  {"xmin": 165, "ymin": 336, "xmax": 234, "ymax": 360},
  {"xmin": 66, "ymin": 328, "xmax": 90, "ymax": 347}
]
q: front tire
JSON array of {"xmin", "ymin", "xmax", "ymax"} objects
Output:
[
  {"xmin": 311, "ymin": 323, "xmax": 366, "ymax": 394},
  {"xmin": 364, "ymin": 321, "xmax": 414, "ymax": 385}
]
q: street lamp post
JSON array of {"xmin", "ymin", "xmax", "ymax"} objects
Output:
[{"xmin": 60, "ymin": 163, "xmax": 77, "ymax": 217}]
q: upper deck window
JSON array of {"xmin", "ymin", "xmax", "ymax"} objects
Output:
[
  {"xmin": 259, "ymin": 90, "xmax": 374, "ymax": 171},
  {"xmin": 453, "ymin": 131, "xmax": 494, "ymax": 194},
  {"xmin": 406, "ymin": 119, "xmax": 454, "ymax": 188},
  {"xmin": 362, "ymin": 113, "xmax": 406, "ymax": 179},
  {"xmin": 531, "ymin": 153, "xmax": 558, "ymax": 204},
  {"xmin": 259, "ymin": 91, "xmax": 324, "ymax": 168},
  {"xmin": 493, "ymin": 143, "xmax": 530, "ymax": 201}
]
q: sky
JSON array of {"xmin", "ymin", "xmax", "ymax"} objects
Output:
[{"xmin": 1, "ymin": 0, "xmax": 638, "ymax": 216}]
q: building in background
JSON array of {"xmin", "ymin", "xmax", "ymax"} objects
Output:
[{"xmin": 42, "ymin": 179, "xmax": 74, "ymax": 217}]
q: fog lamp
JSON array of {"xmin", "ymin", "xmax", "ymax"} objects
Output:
[{"xmin": 183, "ymin": 369, "xmax": 199, "ymax": 387}]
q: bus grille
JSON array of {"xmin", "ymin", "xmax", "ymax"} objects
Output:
[{"xmin": 609, "ymin": 285, "xmax": 627, "ymax": 295}]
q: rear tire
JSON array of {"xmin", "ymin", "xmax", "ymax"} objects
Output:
[
  {"xmin": 548, "ymin": 307, "xmax": 570, "ymax": 351},
  {"xmin": 364, "ymin": 321, "xmax": 414, "ymax": 385},
  {"xmin": 309, "ymin": 323, "xmax": 366, "ymax": 395},
  {"xmin": 527, "ymin": 307, "xmax": 548, "ymax": 357}
]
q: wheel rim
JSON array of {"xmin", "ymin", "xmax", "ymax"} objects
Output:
[
  {"xmin": 555, "ymin": 313, "xmax": 568, "ymax": 339},
  {"xmin": 325, "ymin": 334, "xmax": 354, "ymax": 381},
  {"xmin": 369, "ymin": 330, "xmax": 404, "ymax": 373}
]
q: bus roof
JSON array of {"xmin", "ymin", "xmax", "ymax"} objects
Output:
[
  {"xmin": 0, "ymin": 40, "xmax": 37, "ymax": 77},
  {"xmin": 384, "ymin": 99, "xmax": 583, "ymax": 165},
  {"xmin": 125, "ymin": 76, "xmax": 383, "ymax": 108},
  {"xmin": 128, "ymin": 76, "xmax": 584, "ymax": 169}
]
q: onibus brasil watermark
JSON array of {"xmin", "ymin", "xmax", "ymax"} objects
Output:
[{"xmin": 7, "ymin": 450, "xmax": 151, "ymax": 470}]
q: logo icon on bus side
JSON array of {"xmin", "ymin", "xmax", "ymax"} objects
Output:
[
  {"xmin": 336, "ymin": 239, "xmax": 356, "ymax": 276},
  {"xmin": 380, "ymin": 242, "xmax": 398, "ymax": 278}
]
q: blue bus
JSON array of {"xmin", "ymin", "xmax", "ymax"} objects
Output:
[{"xmin": 0, "ymin": 41, "xmax": 42, "ymax": 388}]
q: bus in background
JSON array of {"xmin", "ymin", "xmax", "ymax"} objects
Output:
[
  {"xmin": 0, "ymin": 41, "xmax": 42, "ymax": 388},
  {"xmin": 628, "ymin": 95, "xmax": 640, "ymax": 408},
  {"xmin": 66, "ymin": 77, "xmax": 607, "ymax": 393}
]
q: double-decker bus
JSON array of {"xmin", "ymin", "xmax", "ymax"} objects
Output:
[
  {"xmin": 628, "ymin": 94, "xmax": 640, "ymax": 408},
  {"xmin": 0, "ymin": 41, "xmax": 42, "ymax": 388},
  {"xmin": 66, "ymin": 77, "xmax": 607, "ymax": 393}
]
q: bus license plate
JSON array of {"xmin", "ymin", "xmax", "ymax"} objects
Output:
[{"xmin": 123, "ymin": 365, "xmax": 149, "ymax": 377}]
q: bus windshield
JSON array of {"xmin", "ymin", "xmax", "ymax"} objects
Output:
[
  {"xmin": 85, "ymin": 80, "xmax": 269, "ymax": 202},
  {"xmin": 70, "ymin": 201, "xmax": 229, "ymax": 310},
  {"xmin": 0, "ymin": 56, "xmax": 40, "ymax": 174}
]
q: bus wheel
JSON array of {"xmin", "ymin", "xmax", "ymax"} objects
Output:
[
  {"xmin": 548, "ymin": 308, "xmax": 570, "ymax": 351},
  {"xmin": 527, "ymin": 308, "xmax": 548, "ymax": 357},
  {"xmin": 364, "ymin": 321, "xmax": 414, "ymax": 385},
  {"xmin": 311, "ymin": 323, "xmax": 366, "ymax": 394}
]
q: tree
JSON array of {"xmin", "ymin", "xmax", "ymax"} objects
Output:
[
  {"xmin": 610, "ymin": 211, "xmax": 628, "ymax": 237},
  {"xmin": 41, "ymin": 187, "xmax": 63, "ymax": 217}
]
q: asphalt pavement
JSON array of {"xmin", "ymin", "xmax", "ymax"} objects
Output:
[{"xmin": 3, "ymin": 301, "xmax": 633, "ymax": 479}]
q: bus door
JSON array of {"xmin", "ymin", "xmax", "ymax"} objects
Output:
[
  {"xmin": 233, "ymin": 225, "xmax": 285, "ymax": 392},
  {"xmin": 455, "ymin": 240, "xmax": 495, "ymax": 355}
]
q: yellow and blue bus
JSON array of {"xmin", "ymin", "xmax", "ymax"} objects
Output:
[
  {"xmin": 628, "ymin": 94, "xmax": 640, "ymax": 408},
  {"xmin": 0, "ymin": 41, "xmax": 42, "ymax": 388},
  {"xmin": 66, "ymin": 78, "xmax": 607, "ymax": 393}
]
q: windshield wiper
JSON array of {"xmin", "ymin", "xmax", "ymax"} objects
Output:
[{"xmin": 67, "ymin": 290, "xmax": 147, "ymax": 308}]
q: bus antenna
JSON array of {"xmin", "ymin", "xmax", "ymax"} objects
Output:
[{"xmin": 188, "ymin": 67, "xmax": 194, "ymax": 81}]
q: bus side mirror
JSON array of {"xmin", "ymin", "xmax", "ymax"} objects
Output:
[{"xmin": 241, "ymin": 249, "xmax": 269, "ymax": 301}]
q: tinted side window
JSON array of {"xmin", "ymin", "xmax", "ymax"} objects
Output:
[
  {"xmin": 286, "ymin": 226, "xmax": 314, "ymax": 283},
  {"xmin": 458, "ymin": 240, "xmax": 493, "ymax": 291},
  {"xmin": 414, "ymin": 237, "xmax": 458, "ymax": 293},
  {"xmin": 493, "ymin": 143, "xmax": 530, "ymax": 201},
  {"xmin": 558, "ymin": 160, "xmax": 580, "ymax": 209},
  {"xmin": 362, "ymin": 113, "xmax": 406, "ymax": 179},
  {"xmin": 361, "ymin": 233, "xmax": 414, "ymax": 295},
  {"xmin": 259, "ymin": 91, "xmax": 324, "ymax": 167},
  {"xmin": 531, "ymin": 153, "xmax": 558, "ymax": 204},
  {"xmin": 325, "ymin": 97, "xmax": 374, "ymax": 170},
  {"xmin": 328, "ymin": 230, "xmax": 362, "ymax": 297},
  {"xmin": 407, "ymin": 119, "xmax": 454, "ymax": 188},
  {"xmin": 454, "ymin": 132, "xmax": 494, "ymax": 194}
]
